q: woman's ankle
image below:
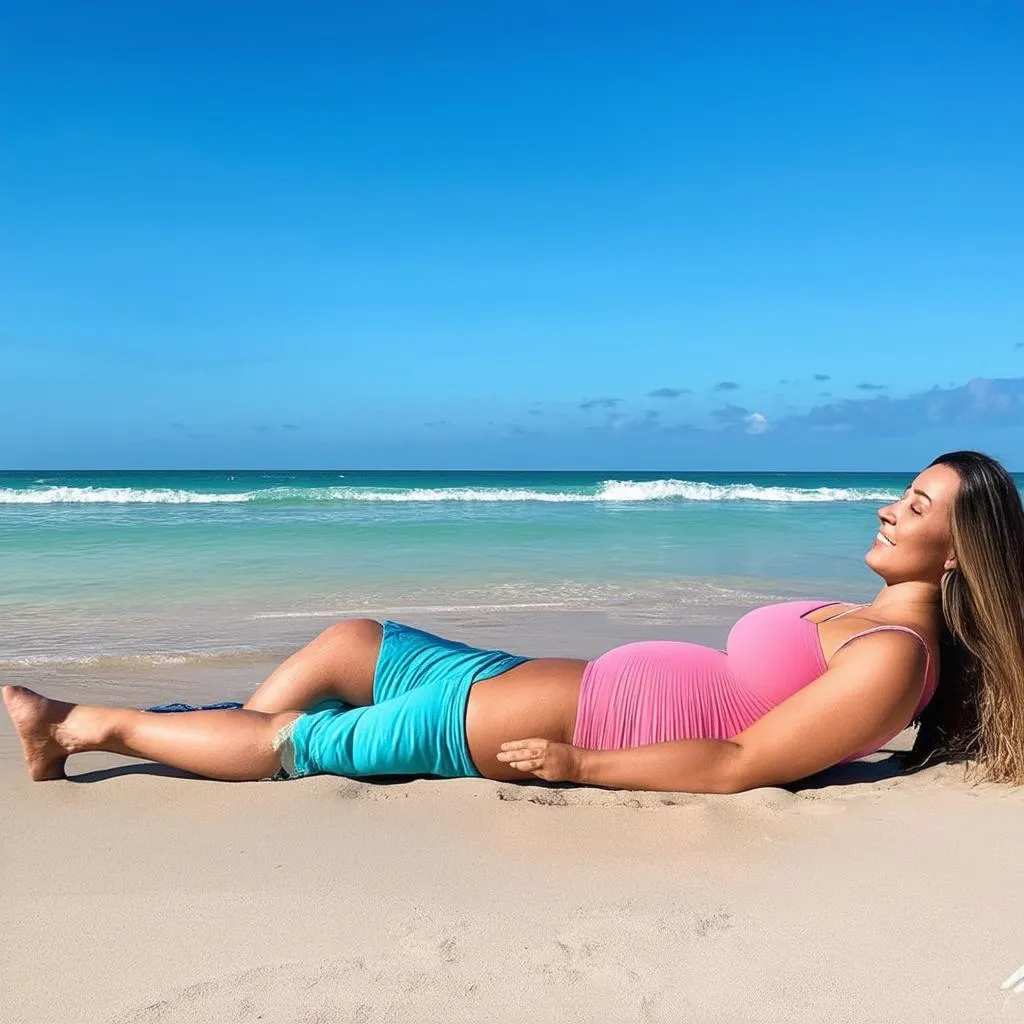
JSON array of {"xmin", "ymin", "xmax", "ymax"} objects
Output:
[{"xmin": 59, "ymin": 704, "xmax": 119, "ymax": 754}]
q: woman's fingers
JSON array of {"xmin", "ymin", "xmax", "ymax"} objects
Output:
[
  {"xmin": 500, "ymin": 739, "xmax": 545, "ymax": 751},
  {"xmin": 497, "ymin": 738, "xmax": 577, "ymax": 783},
  {"xmin": 497, "ymin": 739, "xmax": 549, "ymax": 773},
  {"xmin": 497, "ymin": 739, "xmax": 545, "ymax": 761},
  {"xmin": 500, "ymin": 754, "xmax": 541, "ymax": 769}
]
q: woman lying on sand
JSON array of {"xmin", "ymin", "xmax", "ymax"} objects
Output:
[{"xmin": 5, "ymin": 450, "xmax": 1024, "ymax": 792}]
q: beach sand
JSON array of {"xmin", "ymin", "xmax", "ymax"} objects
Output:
[{"xmin": 2, "ymin": 609, "xmax": 1023, "ymax": 1024}]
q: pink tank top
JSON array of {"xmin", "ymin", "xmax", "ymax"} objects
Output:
[{"xmin": 572, "ymin": 601, "xmax": 938, "ymax": 766}]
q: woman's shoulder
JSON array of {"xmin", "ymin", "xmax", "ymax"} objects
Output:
[{"xmin": 817, "ymin": 608, "xmax": 937, "ymax": 689}]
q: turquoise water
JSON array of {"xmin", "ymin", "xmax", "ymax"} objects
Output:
[{"xmin": 0, "ymin": 469, "xmax": 933, "ymax": 666}]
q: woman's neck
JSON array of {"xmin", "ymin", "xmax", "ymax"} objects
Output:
[{"xmin": 867, "ymin": 581, "xmax": 943, "ymax": 622}]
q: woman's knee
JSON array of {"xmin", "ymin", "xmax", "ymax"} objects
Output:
[
  {"xmin": 318, "ymin": 618, "xmax": 383, "ymax": 651},
  {"xmin": 315, "ymin": 619, "xmax": 384, "ymax": 704}
]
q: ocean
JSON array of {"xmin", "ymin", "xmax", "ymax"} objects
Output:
[{"xmin": 1, "ymin": 469, "xmax": 931, "ymax": 670}]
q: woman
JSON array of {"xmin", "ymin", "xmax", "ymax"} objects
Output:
[{"xmin": 5, "ymin": 450, "xmax": 1024, "ymax": 791}]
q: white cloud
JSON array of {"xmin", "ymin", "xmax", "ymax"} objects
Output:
[{"xmin": 745, "ymin": 412, "xmax": 769, "ymax": 434}]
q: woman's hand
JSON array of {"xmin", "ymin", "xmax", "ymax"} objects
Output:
[{"xmin": 496, "ymin": 738, "xmax": 582, "ymax": 782}]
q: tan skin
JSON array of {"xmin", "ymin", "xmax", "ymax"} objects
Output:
[{"xmin": 2, "ymin": 463, "xmax": 961, "ymax": 792}]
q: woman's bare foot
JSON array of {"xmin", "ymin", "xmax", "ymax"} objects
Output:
[{"xmin": 2, "ymin": 685, "xmax": 74, "ymax": 780}]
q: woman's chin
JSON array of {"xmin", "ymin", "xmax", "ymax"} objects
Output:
[{"xmin": 864, "ymin": 548, "xmax": 884, "ymax": 575}]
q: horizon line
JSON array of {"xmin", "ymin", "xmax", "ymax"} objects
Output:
[{"xmin": 0, "ymin": 466, "xmax": 963, "ymax": 475}]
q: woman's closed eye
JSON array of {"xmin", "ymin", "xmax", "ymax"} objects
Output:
[{"xmin": 901, "ymin": 489, "xmax": 923, "ymax": 515}]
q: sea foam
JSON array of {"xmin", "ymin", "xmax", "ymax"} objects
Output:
[{"xmin": 0, "ymin": 480, "xmax": 900, "ymax": 504}]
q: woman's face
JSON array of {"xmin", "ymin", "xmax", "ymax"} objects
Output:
[{"xmin": 866, "ymin": 462, "xmax": 961, "ymax": 585}]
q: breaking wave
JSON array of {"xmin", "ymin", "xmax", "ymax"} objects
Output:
[{"xmin": 0, "ymin": 480, "xmax": 900, "ymax": 505}]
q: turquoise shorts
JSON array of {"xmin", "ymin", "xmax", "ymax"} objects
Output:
[{"xmin": 273, "ymin": 620, "xmax": 532, "ymax": 779}]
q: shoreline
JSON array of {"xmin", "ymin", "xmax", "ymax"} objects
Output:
[
  {"xmin": 0, "ymin": 573, "xmax": 822, "ymax": 669},
  {"xmin": 0, "ymin": 605, "xmax": 744, "ymax": 764}
]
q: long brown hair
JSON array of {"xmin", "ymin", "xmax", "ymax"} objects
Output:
[{"xmin": 900, "ymin": 451, "xmax": 1024, "ymax": 785}]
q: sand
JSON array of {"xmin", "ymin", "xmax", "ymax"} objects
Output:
[{"xmin": 2, "ymin": 609, "xmax": 1023, "ymax": 1024}]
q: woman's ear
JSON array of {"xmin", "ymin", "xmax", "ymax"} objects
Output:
[{"xmin": 943, "ymin": 552, "xmax": 958, "ymax": 572}]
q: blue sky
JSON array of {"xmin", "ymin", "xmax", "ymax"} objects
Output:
[{"xmin": 2, "ymin": 1, "xmax": 1022, "ymax": 471}]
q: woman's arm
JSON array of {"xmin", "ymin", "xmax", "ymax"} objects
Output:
[
  {"xmin": 575, "ymin": 738, "xmax": 744, "ymax": 793},
  {"xmin": 499, "ymin": 629, "xmax": 928, "ymax": 793}
]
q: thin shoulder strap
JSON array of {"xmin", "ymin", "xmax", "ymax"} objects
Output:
[
  {"xmin": 833, "ymin": 624, "xmax": 932, "ymax": 685},
  {"xmin": 820, "ymin": 602, "xmax": 867, "ymax": 622}
]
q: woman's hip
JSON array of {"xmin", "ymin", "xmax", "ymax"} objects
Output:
[{"xmin": 465, "ymin": 658, "xmax": 588, "ymax": 781}]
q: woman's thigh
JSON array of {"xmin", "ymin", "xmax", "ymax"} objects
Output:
[
  {"xmin": 244, "ymin": 618, "xmax": 383, "ymax": 713},
  {"xmin": 465, "ymin": 658, "xmax": 587, "ymax": 781}
]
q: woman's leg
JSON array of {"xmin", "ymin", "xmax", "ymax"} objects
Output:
[
  {"xmin": 243, "ymin": 618, "xmax": 383, "ymax": 713},
  {"xmin": 3, "ymin": 685, "xmax": 298, "ymax": 782}
]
